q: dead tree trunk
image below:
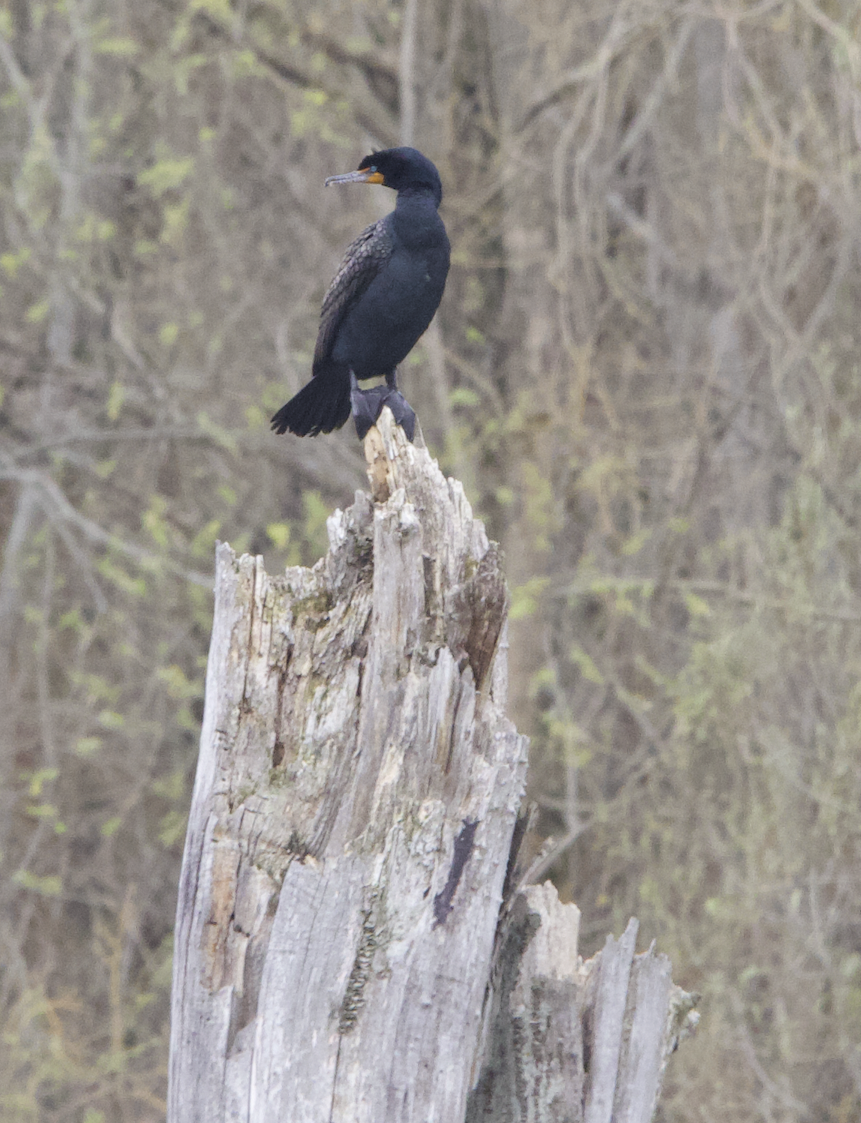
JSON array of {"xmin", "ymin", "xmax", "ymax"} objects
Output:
[{"xmin": 168, "ymin": 411, "xmax": 697, "ymax": 1123}]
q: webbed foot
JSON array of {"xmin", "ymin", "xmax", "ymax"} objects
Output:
[
  {"xmin": 350, "ymin": 374, "xmax": 390, "ymax": 440},
  {"xmin": 380, "ymin": 388, "xmax": 416, "ymax": 441},
  {"xmin": 350, "ymin": 372, "xmax": 417, "ymax": 442}
]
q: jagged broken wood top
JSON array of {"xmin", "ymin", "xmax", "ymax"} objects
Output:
[{"xmin": 169, "ymin": 407, "xmax": 528, "ymax": 1123}]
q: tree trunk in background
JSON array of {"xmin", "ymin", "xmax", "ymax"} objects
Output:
[{"xmin": 168, "ymin": 411, "xmax": 697, "ymax": 1123}]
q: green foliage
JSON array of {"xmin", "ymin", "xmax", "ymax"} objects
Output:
[
  {"xmin": 509, "ymin": 576, "xmax": 550, "ymax": 621},
  {"xmin": 12, "ymin": 871, "xmax": 62, "ymax": 897},
  {"xmin": 137, "ymin": 154, "xmax": 195, "ymax": 197}
]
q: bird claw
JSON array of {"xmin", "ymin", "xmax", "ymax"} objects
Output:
[
  {"xmin": 350, "ymin": 381, "xmax": 389, "ymax": 440},
  {"xmin": 351, "ymin": 376, "xmax": 417, "ymax": 442},
  {"xmin": 381, "ymin": 389, "xmax": 417, "ymax": 442}
]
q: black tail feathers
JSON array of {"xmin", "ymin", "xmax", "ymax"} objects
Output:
[{"xmin": 270, "ymin": 372, "xmax": 352, "ymax": 437}]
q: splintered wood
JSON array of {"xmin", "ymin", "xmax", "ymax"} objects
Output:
[{"xmin": 168, "ymin": 409, "xmax": 696, "ymax": 1123}]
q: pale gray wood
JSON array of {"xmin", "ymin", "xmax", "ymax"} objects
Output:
[
  {"xmin": 465, "ymin": 884, "xmax": 698, "ymax": 1123},
  {"xmin": 584, "ymin": 919, "xmax": 639, "ymax": 1123},
  {"xmin": 169, "ymin": 411, "xmax": 528, "ymax": 1123},
  {"xmin": 169, "ymin": 409, "xmax": 697, "ymax": 1123},
  {"xmin": 613, "ymin": 947, "xmax": 673, "ymax": 1123},
  {"xmin": 466, "ymin": 884, "xmax": 586, "ymax": 1123}
]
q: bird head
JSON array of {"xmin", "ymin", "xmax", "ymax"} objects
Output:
[{"xmin": 325, "ymin": 147, "xmax": 443, "ymax": 205}]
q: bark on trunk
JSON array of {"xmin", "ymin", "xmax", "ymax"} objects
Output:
[{"xmin": 168, "ymin": 410, "xmax": 697, "ymax": 1123}]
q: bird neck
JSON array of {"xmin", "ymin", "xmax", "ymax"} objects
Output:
[
  {"xmin": 392, "ymin": 189, "xmax": 442, "ymax": 244},
  {"xmin": 395, "ymin": 186, "xmax": 441, "ymax": 211}
]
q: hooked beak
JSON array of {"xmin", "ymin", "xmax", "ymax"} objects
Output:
[{"xmin": 324, "ymin": 168, "xmax": 385, "ymax": 187}]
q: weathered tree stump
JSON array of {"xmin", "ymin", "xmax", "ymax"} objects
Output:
[{"xmin": 168, "ymin": 410, "xmax": 697, "ymax": 1123}]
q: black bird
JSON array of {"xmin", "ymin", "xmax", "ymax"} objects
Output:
[{"xmin": 271, "ymin": 147, "xmax": 450, "ymax": 441}]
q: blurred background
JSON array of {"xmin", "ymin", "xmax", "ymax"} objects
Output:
[{"xmin": 2, "ymin": 0, "xmax": 860, "ymax": 1119}]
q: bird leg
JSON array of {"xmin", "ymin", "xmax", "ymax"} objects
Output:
[
  {"xmin": 381, "ymin": 368, "xmax": 417, "ymax": 442},
  {"xmin": 350, "ymin": 370, "xmax": 417, "ymax": 442},
  {"xmin": 350, "ymin": 372, "xmax": 387, "ymax": 440}
]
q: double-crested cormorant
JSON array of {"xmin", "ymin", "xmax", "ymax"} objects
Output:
[{"xmin": 270, "ymin": 147, "xmax": 450, "ymax": 440}]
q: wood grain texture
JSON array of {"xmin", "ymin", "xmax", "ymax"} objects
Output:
[
  {"xmin": 169, "ymin": 411, "xmax": 529, "ymax": 1123},
  {"xmin": 168, "ymin": 409, "xmax": 697, "ymax": 1123},
  {"xmin": 466, "ymin": 890, "xmax": 697, "ymax": 1123}
]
